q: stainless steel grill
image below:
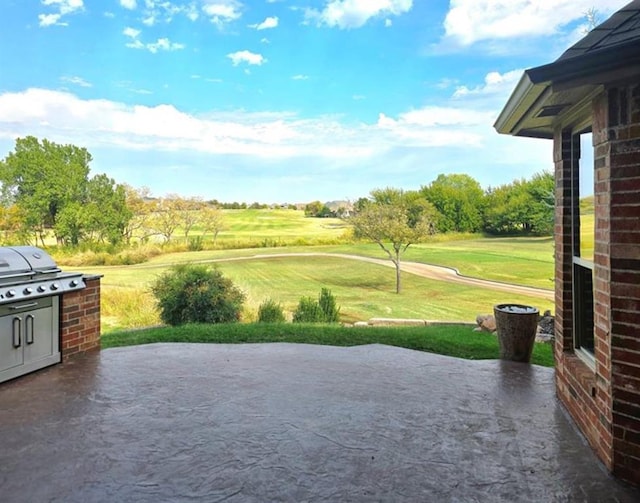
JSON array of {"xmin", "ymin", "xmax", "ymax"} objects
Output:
[{"xmin": 0, "ymin": 246, "xmax": 86, "ymax": 383}]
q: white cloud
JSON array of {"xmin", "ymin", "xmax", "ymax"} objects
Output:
[
  {"xmin": 452, "ymin": 69, "xmax": 522, "ymax": 98},
  {"xmin": 0, "ymin": 82, "xmax": 553, "ymax": 201},
  {"xmin": 292, "ymin": 75, "xmax": 309, "ymax": 80},
  {"xmin": 38, "ymin": 0, "xmax": 83, "ymax": 26},
  {"xmin": 306, "ymin": 0, "xmax": 412, "ymax": 29},
  {"xmin": 123, "ymin": 26, "xmax": 141, "ymax": 38},
  {"xmin": 250, "ymin": 16, "xmax": 278, "ymax": 30},
  {"xmin": 227, "ymin": 50, "xmax": 266, "ymax": 66},
  {"xmin": 384, "ymin": 19, "xmax": 392, "ymax": 27},
  {"xmin": 119, "ymin": 0, "xmax": 137, "ymax": 9},
  {"xmin": 148, "ymin": 38, "xmax": 185, "ymax": 53},
  {"xmin": 38, "ymin": 13, "xmax": 62, "ymax": 27},
  {"xmin": 0, "ymin": 72, "xmax": 521, "ymax": 157},
  {"xmin": 443, "ymin": 0, "xmax": 629, "ymax": 47},
  {"xmin": 203, "ymin": 0, "xmax": 242, "ymax": 26},
  {"xmin": 123, "ymin": 27, "xmax": 184, "ymax": 52},
  {"xmin": 133, "ymin": 1, "xmax": 199, "ymax": 26},
  {"xmin": 60, "ymin": 75, "xmax": 92, "ymax": 88}
]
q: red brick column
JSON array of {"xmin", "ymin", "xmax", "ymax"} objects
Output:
[
  {"xmin": 553, "ymin": 128, "xmax": 576, "ymax": 356},
  {"xmin": 606, "ymin": 85, "xmax": 640, "ymax": 484},
  {"xmin": 60, "ymin": 275, "xmax": 102, "ymax": 360}
]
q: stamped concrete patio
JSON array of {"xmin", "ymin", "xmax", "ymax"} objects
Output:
[{"xmin": 1, "ymin": 343, "xmax": 639, "ymax": 502}]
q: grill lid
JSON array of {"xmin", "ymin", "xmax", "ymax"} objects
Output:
[
  {"xmin": 10, "ymin": 246, "xmax": 59, "ymax": 273},
  {"xmin": 0, "ymin": 246, "xmax": 60, "ymax": 280},
  {"xmin": 0, "ymin": 247, "xmax": 32, "ymax": 276}
]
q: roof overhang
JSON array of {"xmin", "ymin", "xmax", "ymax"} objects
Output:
[{"xmin": 495, "ymin": 39, "xmax": 640, "ymax": 139}]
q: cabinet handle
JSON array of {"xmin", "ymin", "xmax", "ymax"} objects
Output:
[
  {"xmin": 9, "ymin": 302, "xmax": 39, "ymax": 310},
  {"xmin": 12, "ymin": 317, "xmax": 21, "ymax": 348},
  {"xmin": 26, "ymin": 314, "xmax": 34, "ymax": 345}
]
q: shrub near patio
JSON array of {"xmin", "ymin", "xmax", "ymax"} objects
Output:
[{"xmin": 151, "ymin": 263, "xmax": 245, "ymax": 325}]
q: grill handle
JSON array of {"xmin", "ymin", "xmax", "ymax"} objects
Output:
[
  {"xmin": 12, "ymin": 317, "xmax": 21, "ymax": 348},
  {"xmin": 8, "ymin": 302, "xmax": 39, "ymax": 311},
  {"xmin": 26, "ymin": 314, "xmax": 34, "ymax": 345}
]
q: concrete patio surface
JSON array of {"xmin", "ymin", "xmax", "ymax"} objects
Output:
[{"xmin": 1, "ymin": 343, "xmax": 639, "ymax": 502}]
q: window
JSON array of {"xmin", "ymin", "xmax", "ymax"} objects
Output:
[{"xmin": 572, "ymin": 129, "xmax": 595, "ymax": 359}]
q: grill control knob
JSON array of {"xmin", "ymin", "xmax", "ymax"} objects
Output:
[
  {"xmin": 23, "ymin": 287, "xmax": 33, "ymax": 295},
  {"xmin": 70, "ymin": 280, "xmax": 79, "ymax": 287},
  {"xmin": 37, "ymin": 285, "xmax": 47, "ymax": 293},
  {"xmin": 6, "ymin": 290, "xmax": 16, "ymax": 298},
  {"xmin": 50, "ymin": 283, "xmax": 59, "ymax": 291}
]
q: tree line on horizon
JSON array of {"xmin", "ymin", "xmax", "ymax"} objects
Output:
[
  {"xmin": 306, "ymin": 171, "xmax": 554, "ymax": 238},
  {"xmin": 0, "ymin": 136, "xmax": 553, "ymax": 248}
]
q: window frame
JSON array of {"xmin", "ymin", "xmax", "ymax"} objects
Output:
[{"xmin": 570, "ymin": 125, "xmax": 596, "ymax": 368}]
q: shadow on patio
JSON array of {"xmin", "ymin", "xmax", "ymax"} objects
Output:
[{"xmin": 1, "ymin": 343, "xmax": 639, "ymax": 502}]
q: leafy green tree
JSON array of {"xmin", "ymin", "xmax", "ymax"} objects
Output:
[
  {"xmin": 83, "ymin": 174, "xmax": 131, "ymax": 244},
  {"xmin": 484, "ymin": 171, "xmax": 554, "ymax": 235},
  {"xmin": 304, "ymin": 200, "xmax": 324, "ymax": 217},
  {"xmin": 0, "ymin": 136, "xmax": 91, "ymax": 245},
  {"xmin": 0, "ymin": 136, "xmax": 131, "ymax": 246},
  {"xmin": 349, "ymin": 188, "xmax": 436, "ymax": 294},
  {"xmin": 421, "ymin": 174, "xmax": 485, "ymax": 233}
]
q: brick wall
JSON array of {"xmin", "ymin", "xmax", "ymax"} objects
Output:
[
  {"xmin": 554, "ymin": 85, "xmax": 640, "ymax": 486},
  {"xmin": 606, "ymin": 85, "xmax": 640, "ymax": 484},
  {"xmin": 553, "ymin": 122, "xmax": 614, "ymax": 470},
  {"xmin": 60, "ymin": 275, "xmax": 102, "ymax": 360}
]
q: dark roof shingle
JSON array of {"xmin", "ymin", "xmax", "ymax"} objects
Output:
[{"xmin": 558, "ymin": 0, "xmax": 640, "ymax": 61}]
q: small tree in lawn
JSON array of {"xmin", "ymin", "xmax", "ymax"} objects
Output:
[{"xmin": 349, "ymin": 188, "xmax": 437, "ymax": 294}]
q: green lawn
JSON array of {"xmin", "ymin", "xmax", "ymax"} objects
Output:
[
  {"xmin": 206, "ymin": 209, "xmax": 349, "ymax": 243},
  {"xmin": 102, "ymin": 322, "xmax": 555, "ymax": 367},
  {"xmin": 60, "ymin": 209, "xmax": 560, "ymax": 332},
  {"xmin": 79, "ymin": 253, "xmax": 553, "ymax": 332}
]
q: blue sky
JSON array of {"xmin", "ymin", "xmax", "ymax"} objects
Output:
[{"xmin": 0, "ymin": 0, "xmax": 629, "ymax": 203}]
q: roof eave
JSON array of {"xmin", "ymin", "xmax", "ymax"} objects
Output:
[
  {"xmin": 493, "ymin": 73, "xmax": 550, "ymax": 137},
  {"xmin": 527, "ymin": 40, "xmax": 640, "ymax": 86}
]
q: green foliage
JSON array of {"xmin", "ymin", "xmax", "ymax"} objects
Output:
[
  {"xmin": 292, "ymin": 296, "xmax": 325, "ymax": 323},
  {"xmin": 257, "ymin": 298, "xmax": 286, "ymax": 323},
  {"xmin": 421, "ymin": 173, "xmax": 485, "ymax": 233},
  {"xmin": 292, "ymin": 288, "xmax": 341, "ymax": 323},
  {"xmin": 150, "ymin": 263, "xmax": 245, "ymax": 326},
  {"xmin": 349, "ymin": 188, "xmax": 437, "ymax": 293},
  {"xmin": 318, "ymin": 288, "xmax": 340, "ymax": 322},
  {"xmin": 304, "ymin": 200, "xmax": 332, "ymax": 217},
  {"xmin": 0, "ymin": 136, "xmax": 130, "ymax": 246},
  {"xmin": 484, "ymin": 171, "xmax": 554, "ymax": 236}
]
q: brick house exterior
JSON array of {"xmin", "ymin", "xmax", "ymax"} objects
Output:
[{"xmin": 495, "ymin": 1, "xmax": 640, "ymax": 486}]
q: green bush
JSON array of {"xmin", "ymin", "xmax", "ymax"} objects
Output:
[
  {"xmin": 318, "ymin": 288, "xmax": 340, "ymax": 322},
  {"xmin": 292, "ymin": 296, "xmax": 325, "ymax": 323},
  {"xmin": 257, "ymin": 299, "xmax": 286, "ymax": 323},
  {"xmin": 293, "ymin": 289, "xmax": 341, "ymax": 323},
  {"xmin": 150, "ymin": 263, "xmax": 245, "ymax": 326}
]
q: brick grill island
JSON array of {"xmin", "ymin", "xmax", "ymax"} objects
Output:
[
  {"xmin": 495, "ymin": 0, "xmax": 640, "ymax": 486},
  {"xmin": 0, "ymin": 246, "xmax": 101, "ymax": 383},
  {"xmin": 61, "ymin": 275, "xmax": 102, "ymax": 360}
]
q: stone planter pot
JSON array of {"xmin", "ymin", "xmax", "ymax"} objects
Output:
[{"xmin": 493, "ymin": 304, "xmax": 539, "ymax": 363}]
